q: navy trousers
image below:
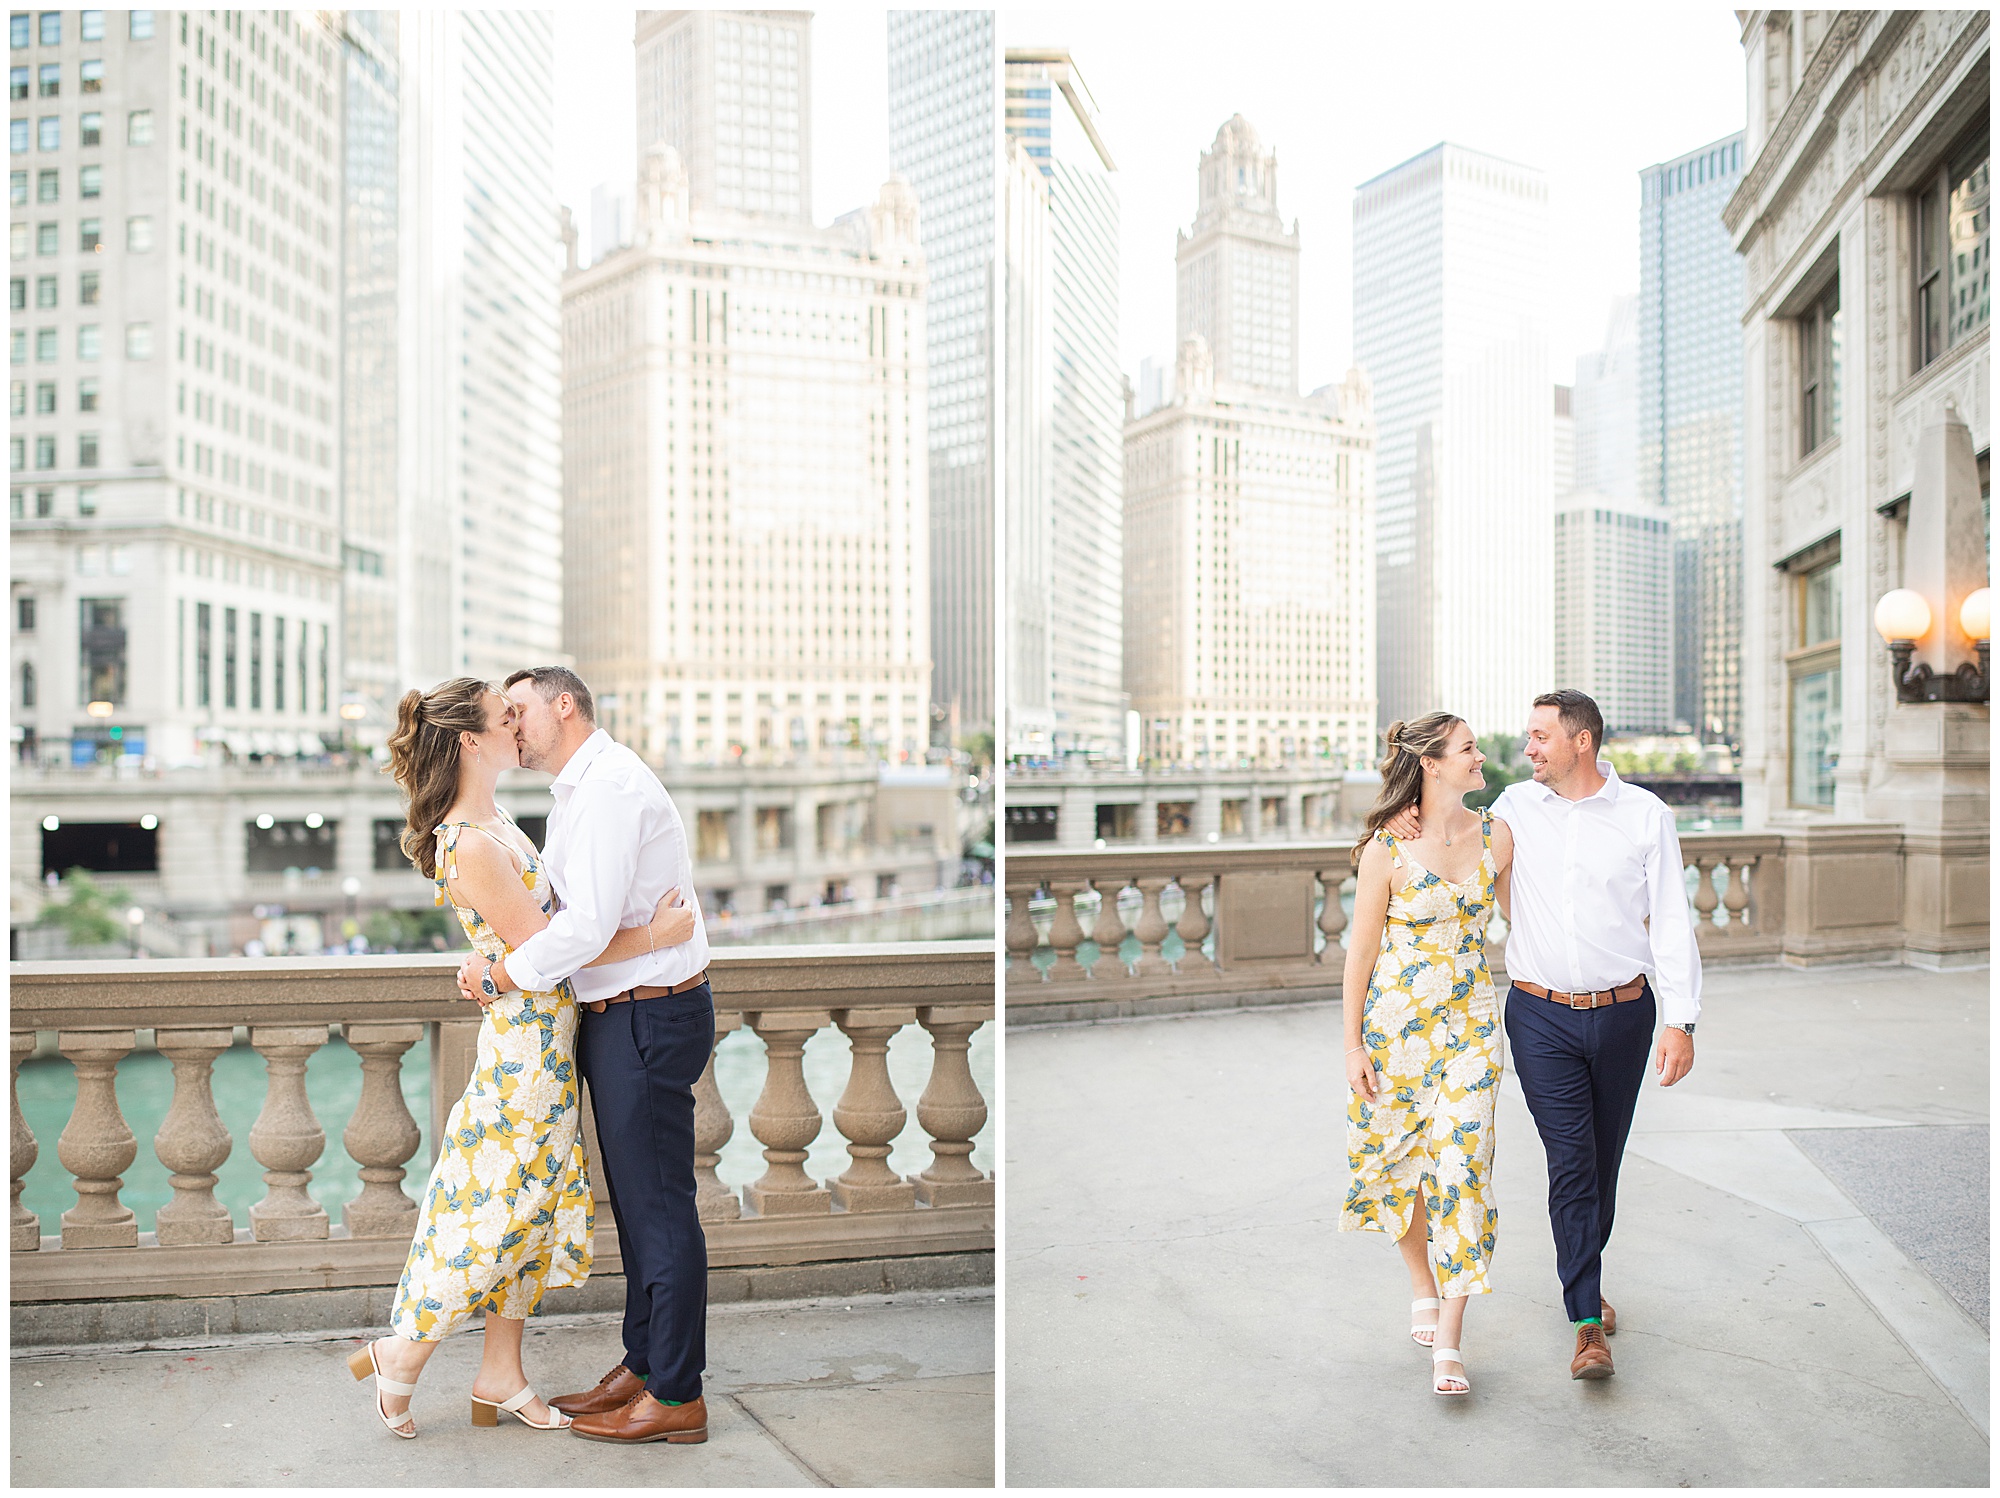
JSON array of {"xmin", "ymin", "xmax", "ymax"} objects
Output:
[
  {"xmin": 576, "ymin": 982, "xmax": 714, "ymax": 1404},
  {"xmin": 1503, "ymin": 982, "xmax": 1654, "ymax": 1322}
]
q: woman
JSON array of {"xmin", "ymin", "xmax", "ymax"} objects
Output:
[
  {"xmin": 348, "ymin": 677, "xmax": 694, "ymax": 1437},
  {"xmin": 1339, "ymin": 713, "xmax": 1513, "ymax": 1395}
]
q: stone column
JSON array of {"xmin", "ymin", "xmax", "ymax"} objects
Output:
[
  {"xmin": 341, "ymin": 1022, "xmax": 423, "ymax": 1239},
  {"xmin": 1193, "ymin": 785, "xmax": 1224, "ymax": 843},
  {"xmin": 1137, "ymin": 791, "xmax": 1160, "ymax": 845},
  {"xmin": 1129, "ymin": 877, "xmax": 1174, "ymax": 977},
  {"xmin": 56, "ymin": 1030, "xmax": 138, "ymax": 1249},
  {"xmin": 247, "ymin": 1025, "xmax": 330, "ymax": 1241},
  {"xmin": 912, "ymin": 1005, "xmax": 991, "ymax": 1206},
  {"xmin": 830, "ymin": 1007, "xmax": 917, "ymax": 1211},
  {"xmin": 1044, "ymin": 878, "xmax": 1089, "ymax": 982},
  {"xmin": 1090, "ymin": 876, "xmax": 1129, "ymax": 977},
  {"xmin": 12, "ymin": 1030, "xmax": 40, "ymax": 1250},
  {"xmin": 1243, "ymin": 790, "xmax": 1263, "ymax": 840},
  {"xmin": 1174, "ymin": 873, "xmax": 1213, "ymax": 973},
  {"xmin": 694, "ymin": 1012, "xmax": 742, "ymax": 1222},
  {"xmin": 152, "ymin": 1027, "xmax": 236, "ymax": 1246},
  {"xmin": 742, "ymin": 1011, "xmax": 833, "ymax": 1216},
  {"xmin": 1003, "ymin": 875, "xmax": 1041, "ymax": 981},
  {"xmin": 1317, "ymin": 865, "xmax": 1350, "ymax": 965}
]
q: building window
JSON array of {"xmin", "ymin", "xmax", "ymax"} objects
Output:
[
  {"xmin": 248, "ymin": 611, "xmax": 262, "ymax": 710},
  {"xmin": 1915, "ymin": 134, "xmax": 1990, "ymax": 368},
  {"xmin": 34, "ymin": 165, "xmax": 51, "ymax": 200},
  {"xmin": 79, "ymin": 59, "xmax": 101, "ymax": 94},
  {"xmin": 1786, "ymin": 554, "xmax": 1841, "ymax": 809},
  {"xmin": 6, "ymin": 276, "xmax": 19, "ymax": 310},
  {"xmin": 125, "ymin": 215, "xmax": 151, "ymax": 252},
  {"xmin": 245, "ymin": 819, "xmax": 336, "ymax": 874},
  {"xmin": 78, "ymin": 163, "xmax": 98, "ymax": 198},
  {"xmin": 5, "ymin": 63, "xmax": 19, "ymax": 99},
  {"xmin": 77, "ymin": 376, "xmax": 96, "ymax": 410},
  {"xmin": 9, "ymin": 118, "xmax": 27, "ymax": 154},
  {"xmin": 1798, "ymin": 274, "xmax": 1840, "ymax": 457},
  {"xmin": 6, "ymin": 328, "xmax": 19, "ymax": 364},
  {"xmin": 33, "ymin": 272, "xmax": 51, "ymax": 306},
  {"xmin": 76, "ymin": 323, "xmax": 99, "ymax": 359},
  {"xmin": 223, "ymin": 607, "xmax": 237, "ymax": 708},
  {"xmin": 34, "ymin": 326, "xmax": 54, "ymax": 360},
  {"xmin": 8, "ymin": 168, "xmax": 22, "ymax": 203},
  {"xmin": 7, "ymin": 436, "xmax": 20, "ymax": 470},
  {"xmin": 78, "ymin": 270, "xmax": 97, "ymax": 304},
  {"xmin": 17, "ymin": 594, "xmax": 34, "ymax": 631},
  {"xmin": 32, "ymin": 434, "xmax": 53, "ymax": 467},
  {"xmin": 36, "ymin": 60, "xmax": 54, "ymax": 96},
  {"xmin": 196, "ymin": 601, "xmax": 211, "ymax": 706},
  {"xmin": 125, "ymin": 109, "xmax": 150, "ymax": 147},
  {"xmin": 34, "ymin": 220, "xmax": 53, "ymax": 254},
  {"xmin": 79, "ymin": 597, "xmax": 125, "ymax": 706},
  {"xmin": 75, "ymin": 483, "xmax": 93, "ymax": 514},
  {"xmin": 124, "ymin": 321, "xmax": 151, "ymax": 358},
  {"xmin": 39, "ymin": 13, "xmax": 58, "ymax": 47},
  {"xmin": 34, "ymin": 379, "xmax": 52, "ymax": 411},
  {"xmin": 80, "ymin": 10, "xmax": 102, "ymax": 43},
  {"xmin": 33, "ymin": 484, "xmax": 49, "ymax": 515},
  {"xmin": 79, "ymin": 218, "xmax": 101, "ymax": 253},
  {"xmin": 8, "ymin": 15, "xmax": 24, "ymax": 49},
  {"xmin": 20, "ymin": 660, "xmax": 34, "ymax": 708},
  {"xmin": 129, "ymin": 12, "xmax": 153, "ymax": 42},
  {"xmin": 6, "ymin": 378, "xmax": 20, "ymax": 413},
  {"xmin": 79, "ymin": 110, "xmax": 99, "ymax": 147},
  {"xmin": 77, "ymin": 431, "xmax": 97, "ymax": 466},
  {"xmin": 273, "ymin": 616, "xmax": 285, "ymax": 711},
  {"xmin": 37, "ymin": 115, "xmax": 56, "ymax": 151}
]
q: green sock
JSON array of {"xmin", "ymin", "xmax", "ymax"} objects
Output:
[
  {"xmin": 655, "ymin": 1396, "xmax": 685, "ymax": 1407},
  {"xmin": 1574, "ymin": 1316, "xmax": 1603, "ymax": 1329}
]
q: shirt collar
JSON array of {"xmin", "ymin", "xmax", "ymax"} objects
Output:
[
  {"xmin": 1522, "ymin": 758, "xmax": 1622, "ymax": 805},
  {"xmin": 551, "ymin": 728, "xmax": 612, "ymax": 792}
]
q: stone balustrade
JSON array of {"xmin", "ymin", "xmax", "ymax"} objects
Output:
[
  {"xmin": 9, "ymin": 944, "xmax": 993, "ymax": 1309},
  {"xmin": 1006, "ymin": 831, "xmax": 1817, "ymax": 1026}
]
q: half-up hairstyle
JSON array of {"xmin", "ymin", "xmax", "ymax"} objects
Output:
[
  {"xmin": 385, "ymin": 677, "xmax": 499, "ymax": 878},
  {"xmin": 1351, "ymin": 711, "xmax": 1466, "ymax": 868}
]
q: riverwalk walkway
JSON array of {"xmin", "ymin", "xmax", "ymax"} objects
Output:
[
  {"xmin": 1006, "ymin": 963, "xmax": 1988, "ymax": 1487},
  {"xmin": 12, "ymin": 1287, "xmax": 993, "ymax": 1487}
]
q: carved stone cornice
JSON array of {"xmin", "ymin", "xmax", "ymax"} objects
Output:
[{"xmin": 1726, "ymin": 10, "xmax": 1872, "ymax": 236}]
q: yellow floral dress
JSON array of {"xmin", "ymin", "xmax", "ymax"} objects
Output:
[
  {"xmin": 1340, "ymin": 808, "xmax": 1501, "ymax": 1297},
  {"xmin": 390, "ymin": 817, "xmax": 594, "ymax": 1340}
]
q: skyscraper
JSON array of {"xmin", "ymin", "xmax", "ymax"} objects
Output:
[
  {"xmin": 1573, "ymin": 293, "xmax": 1639, "ymax": 502},
  {"xmin": 635, "ymin": 9, "xmax": 811, "ymax": 225},
  {"xmin": 1005, "ymin": 47, "xmax": 1121, "ymax": 759},
  {"xmin": 1354, "ymin": 143, "xmax": 1552, "ymax": 735},
  {"xmin": 1176, "ymin": 115, "xmax": 1298, "ymax": 395},
  {"xmin": 335, "ymin": 11, "xmax": 563, "ymax": 737},
  {"xmin": 887, "ymin": 10, "xmax": 993, "ymax": 740},
  {"xmin": 1640, "ymin": 132, "xmax": 1745, "ymax": 744},
  {"xmin": 1125, "ymin": 118, "xmax": 1376, "ymax": 768},
  {"xmin": 1552, "ymin": 495, "xmax": 1673, "ymax": 733},
  {"xmin": 11, "ymin": 9, "xmax": 345, "ymax": 767}
]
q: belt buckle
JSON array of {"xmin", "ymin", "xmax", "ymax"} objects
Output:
[{"xmin": 1568, "ymin": 993, "xmax": 1593, "ymax": 1010}]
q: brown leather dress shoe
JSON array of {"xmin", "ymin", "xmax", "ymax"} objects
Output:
[
  {"xmin": 1600, "ymin": 1299, "xmax": 1617, "ymax": 1335},
  {"xmin": 570, "ymin": 1391, "xmax": 709, "ymax": 1445},
  {"xmin": 548, "ymin": 1364, "xmax": 645, "ymax": 1417},
  {"xmin": 1571, "ymin": 1323, "xmax": 1614, "ymax": 1380}
]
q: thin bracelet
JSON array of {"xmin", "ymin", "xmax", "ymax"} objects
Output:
[
  {"xmin": 1345, "ymin": 1044, "xmax": 1367, "ymax": 1055},
  {"xmin": 647, "ymin": 920, "xmax": 657, "ymax": 957}
]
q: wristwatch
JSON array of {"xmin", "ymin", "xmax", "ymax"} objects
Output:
[
  {"xmin": 1672, "ymin": 1022, "xmax": 1695, "ymax": 1038},
  {"xmin": 479, "ymin": 960, "xmax": 500, "ymax": 1001}
]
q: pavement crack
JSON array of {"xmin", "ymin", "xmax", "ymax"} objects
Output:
[
  {"xmin": 1615, "ymin": 1327, "xmax": 1947, "ymax": 1403},
  {"xmin": 726, "ymin": 1391, "xmax": 834, "ymax": 1487}
]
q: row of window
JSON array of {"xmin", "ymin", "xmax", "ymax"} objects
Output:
[
  {"xmin": 10, "ymin": 320, "xmax": 151, "ymax": 362},
  {"xmin": 9, "ymin": 107, "xmax": 151, "ymax": 151},
  {"xmin": 11, "ymin": 163, "xmax": 106, "ymax": 199},
  {"xmin": 9, "ymin": 430, "xmax": 102, "ymax": 469},
  {"xmin": 10, "ymin": 13, "xmax": 152, "ymax": 48},
  {"xmin": 10, "ymin": 268, "xmax": 100, "ymax": 304},
  {"xmin": 8, "ymin": 213, "xmax": 152, "ymax": 256},
  {"xmin": 10, "ymin": 482, "xmax": 92, "ymax": 517}
]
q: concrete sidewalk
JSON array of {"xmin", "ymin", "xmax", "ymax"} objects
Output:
[
  {"xmin": 11, "ymin": 1287, "xmax": 993, "ymax": 1487},
  {"xmin": 1005, "ymin": 963, "xmax": 1989, "ymax": 1487}
]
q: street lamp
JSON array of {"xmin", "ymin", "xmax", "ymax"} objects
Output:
[{"xmin": 1874, "ymin": 586, "xmax": 1991, "ymax": 703}]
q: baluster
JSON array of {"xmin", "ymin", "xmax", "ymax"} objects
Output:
[
  {"xmin": 1722, "ymin": 857, "xmax": 1753, "ymax": 938},
  {"xmin": 1089, "ymin": 876, "xmax": 1130, "ymax": 978},
  {"xmin": 12, "ymin": 1031, "xmax": 40, "ymax": 1250},
  {"xmin": 1003, "ymin": 877, "xmax": 1042, "ymax": 981},
  {"xmin": 1046, "ymin": 879, "xmax": 1088, "ymax": 982},
  {"xmin": 248, "ymin": 1025, "xmax": 330, "ymax": 1242},
  {"xmin": 1175, "ymin": 873, "xmax": 1214, "ymax": 973},
  {"xmin": 152, "ymin": 1027, "xmax": 236, "ymax": 1246},
  {"xmin": 913, "ymin": 1005, "xmax": 992, "ymax": 1207},
  {"xmin": 340, "ymin": 1023, "xmax": 423, "ymax": 1239},
  {"xmin": 1691, "ymin": 854, "xmax": 1721, "ymax": 943},
  {"xmin": 1316, "ymin": 866, "xmax": 1349, "ymax": 964},
  {"xmin": 742, "ymin": 1011, "xmax": 833, "ymax": 1216},
  {"xmin": 56, "ymin": 1030, "xmax": 138, "ymax": 1249},
  {"xmin": 830, "ymin": 1007, "xmax": 917, "ymax": 1212},
  {"xmin": 694, "ymin": 1013, "xmax": 742, "ymax": 1222},
  {"xmin": 1130, "ymin": 877, "xmax": 1174, "ymax": 977}
]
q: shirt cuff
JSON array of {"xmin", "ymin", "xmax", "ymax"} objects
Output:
[{"xmin": 504, "ymin": 943, "xmax": 550, "ymax": 995}]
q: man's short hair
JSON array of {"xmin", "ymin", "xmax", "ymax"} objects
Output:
[
  {"xmin": 504, "ymin": 666, "xmax": 596, "ymax": 724},
  {"xmin": 1533, "ymin": 688, "xmax": 1604, "ymax": 755}
]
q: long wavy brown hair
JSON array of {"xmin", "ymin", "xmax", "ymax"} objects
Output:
[
  {"xmin": 384, "ymin": 677, "xmax": 499, "ymax": 878},
  {"xmin": 1350, "ymin": 711, "xmax": 1466, "ymax": 868}
]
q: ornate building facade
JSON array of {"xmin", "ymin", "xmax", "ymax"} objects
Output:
[{"xmin": 1726, "ymin": 10, "xmax": 1988, "ymax": 965}]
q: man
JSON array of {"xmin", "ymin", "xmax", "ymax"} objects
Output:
[
  {"xmin": 1395, "ymin": 688, "xmax": 1700, "ymax": 1380},
  {"xmin": 455, "ymin": 666, "xmax": 714, "ymax": 1444}
]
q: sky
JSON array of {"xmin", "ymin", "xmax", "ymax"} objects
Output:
[{"xmin": 555, "ymin": 5, "xmax": 1748, "ymax": 388}]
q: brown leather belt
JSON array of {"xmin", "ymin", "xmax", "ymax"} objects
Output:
[
  {"xmin": 581, "ymin": 969, "xmax": 709, "ymax": 1014},
  {"xmin": 1514, "ymin": 977, "xmax": 1647, "ymax": 1010}
]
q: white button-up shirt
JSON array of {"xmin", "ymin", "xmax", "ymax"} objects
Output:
[
  {"xmin": 1493, "ymin": 760, "xmax": 1701, "ymax": 1024},
  {"xmin": 506, "ymin": 729, "xmax": 709, "ymax": 1004}
]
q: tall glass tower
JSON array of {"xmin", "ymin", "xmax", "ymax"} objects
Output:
[
  {"xmin": 1639, "ymin": 132, "xmax": 1745, "ymax": 745},
  {"xmin": 1005, "ymin": 48, "xmax": 1121, "ymax": 758},
  {"xmin": 888, "ymin": 11, "xmax": 994, "ymax": 740}
]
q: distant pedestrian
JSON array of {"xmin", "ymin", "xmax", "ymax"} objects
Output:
[
  {"xmin": 1341, "ymin": 712, "xmax": 1515, "ymax": 1396},
  {"xmin": 346, "ymin": 676, "xmax": 692, "ymax": 1438},
  {"xmin": 1391, "ymin": 688, "xmax": 1701, "ymax": 1381}
]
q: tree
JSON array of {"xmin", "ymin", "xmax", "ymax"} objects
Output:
[
  {"xmin": 34, "ymin": 869, "xmax": 124, "ymax": 946},
  {"xmin": 1469, "ymin": 734, "xmax": 1531, "ymax": 810}
]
